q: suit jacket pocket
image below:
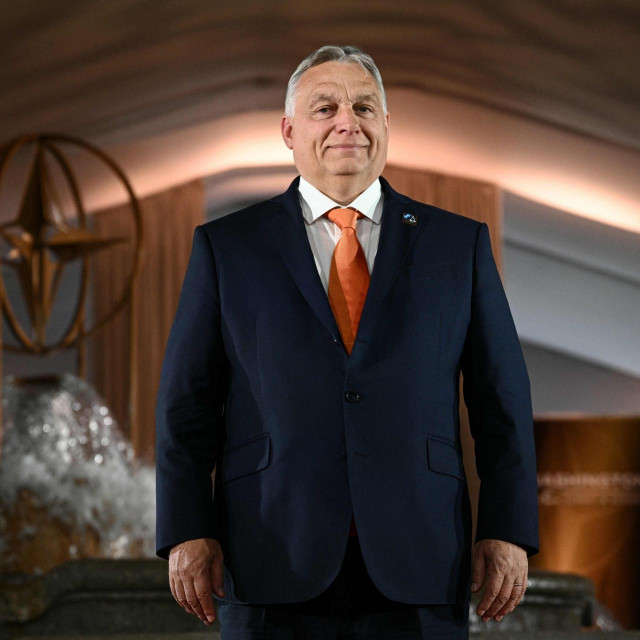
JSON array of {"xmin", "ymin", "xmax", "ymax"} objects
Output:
[
  {"xmin": 222, "ymin": 432, "xmax": 271, "ymax": 484},
  {"xmin": 426, "ymin": 434, "xmax": 464, "ymax": 481}
]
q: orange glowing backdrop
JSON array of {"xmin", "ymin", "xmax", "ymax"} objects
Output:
[{"xmin": 532, "ymin": 417, "xmax": 640, "ymax": 629}]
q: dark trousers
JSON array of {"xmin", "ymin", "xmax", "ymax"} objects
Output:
[{"xmin": 215, "ymin": 536, "xmax": 469, "ymax": 639}]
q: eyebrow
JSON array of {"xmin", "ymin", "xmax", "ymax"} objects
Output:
[{"xmin": 353, "ymin": 93, "xmax": 380, "ymax": 104}]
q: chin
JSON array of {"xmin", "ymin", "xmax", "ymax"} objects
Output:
[{"xmin": 326, "ymin": 161, "xmax": 368, "ymax": 176}]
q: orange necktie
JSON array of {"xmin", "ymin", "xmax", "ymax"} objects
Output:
[
  {"xmin": 326, "ymin": 206, "xmax": 370, "ymax": 538},
  {"xmin": 326, "ymin": 207, "xmax": 370, "ymax": 356}
]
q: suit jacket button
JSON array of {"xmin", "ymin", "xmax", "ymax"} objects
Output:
[{"xmin": 345, "ymin": 391, "xmax": 361, "ymax": 403}]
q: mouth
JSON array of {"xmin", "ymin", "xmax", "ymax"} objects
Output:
[{"xmin": 328, "ymin": 144, "xmax": 367, "ymax": 151}]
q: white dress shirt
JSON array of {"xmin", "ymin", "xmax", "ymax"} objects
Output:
[{"xmin": 298, "ymin": 176, "xmax": 384, "ymax": 295}]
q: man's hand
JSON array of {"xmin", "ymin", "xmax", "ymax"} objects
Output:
[
  {"xmin": 168, "ymin": 537, "xmax": 225, "ymax": 626},
  {"xmin": 471, "ymin": 539, "xmax": 527, "ymax": 623}
]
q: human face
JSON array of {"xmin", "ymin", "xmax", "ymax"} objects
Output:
[{"xmin": 281, "ymin": 61, "xmax": 389, "ymax": 196}]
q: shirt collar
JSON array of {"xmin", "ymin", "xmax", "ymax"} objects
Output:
[{"xmin": 298, "ymin": 176, "xmax": 383, "ymax": 225}]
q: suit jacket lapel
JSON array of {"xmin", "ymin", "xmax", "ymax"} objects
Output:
[
  {"xmin": 261, "ymin": 175, "xmax": 430, "ymax": 356},
  {"xmin": 354, "ymin": 176, "xmax": 427, "ymax": 352},
  {"xmin": 262, "ymin": 177, "xmax": 342, "ymax": 342}
]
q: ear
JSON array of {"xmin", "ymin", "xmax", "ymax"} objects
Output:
[{"xmin": 281, "ymin": 115, "xmax": 294, "ymax": 150}]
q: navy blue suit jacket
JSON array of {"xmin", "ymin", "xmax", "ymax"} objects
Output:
[{"xmin": 155, "ymin": 176, "xmax": 539, "ymax": 605}]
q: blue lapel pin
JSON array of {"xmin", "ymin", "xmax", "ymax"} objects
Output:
[{"xmin": 401, "ymin": 212, "xmax": 417, "ymax": 225}]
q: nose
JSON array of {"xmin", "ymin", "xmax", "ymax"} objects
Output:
[{"xmin": 334, "ymin": 104, "xmax": 360, "ymax": 134}]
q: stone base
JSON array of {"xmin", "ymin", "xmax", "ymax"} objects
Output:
[{"xmin": 0, "ymin": 559, "xmax": 634, "ymax": 638}]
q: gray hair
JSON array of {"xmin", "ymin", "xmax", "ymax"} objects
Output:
[{"xmin": 284, "ymin": 45, "xmax": 387, "ymax": 117}]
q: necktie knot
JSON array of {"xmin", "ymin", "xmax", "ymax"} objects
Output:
[{"xmin": 326, "ymin": 207, "xmax": 363, "ymax": 232}]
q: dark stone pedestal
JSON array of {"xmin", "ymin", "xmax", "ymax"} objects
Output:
[{"xmin": 1, "ymin": 560, "xmax": 638, "ymax": 638}]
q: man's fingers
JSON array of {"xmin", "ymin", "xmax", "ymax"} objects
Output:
[
  {"xmin": 514, "ymin": 574, "xmax": 528, "ymax": 609},
  {"xmin": 493, "ymin": 577, "xmax": 525, "ymax": 620},
  {"xmin": 482, "ymin": 573, "xmax": 513, "ymax": 621},
  {"xmin": 495, "ymin": 570, "xmax": 528, "ymax": 620},
  {"xmin": 470, "ymin": 547, "xmax": 486, "ymax": 592},
  {"xmin": 476, "ymin": 572, "xmax": 506, "ymax": 621},
  {"xmin": 169, "ymin": 575, "xmax": 185, "ymax": 613},
  {"xmin": 172, "ymin": 575, "xmax": 194, "ymax": 616},
  {"xmin": 193, "ymin": 572, "xmax": 218, "ymax": 623},
  {"xmin": 183, "ymin": 578, "xmax": 210, "ymax": 625}
]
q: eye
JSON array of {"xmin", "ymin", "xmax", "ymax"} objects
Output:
[
  {"xmin": 355, "ymin": 105, "xmax": 374, "ymax": 115},
  {"xmin": 314, "ymin": 105, "xmax": 335, "ymax": 115}
]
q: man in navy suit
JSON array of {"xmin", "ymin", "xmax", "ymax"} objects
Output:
[{"xmin": 155, "ymin": 45, "xmax": 539, "ymax": 638}]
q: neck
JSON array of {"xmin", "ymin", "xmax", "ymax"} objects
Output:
[{"xmin": 305, "ymin": 174, "xmax": 378, "ymax": 206}]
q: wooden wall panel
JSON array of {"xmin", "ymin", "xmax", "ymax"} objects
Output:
[{"xmin": 89, "ymin": 179, "xmax": 204, "ymax": 463}]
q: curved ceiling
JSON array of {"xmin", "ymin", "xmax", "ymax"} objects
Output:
[{"xmin": 0, "ymin": 0, "xmax": 638, "ymax": 151}]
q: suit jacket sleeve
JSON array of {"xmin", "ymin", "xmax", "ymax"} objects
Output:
[
  {"xmin": 460, "ymin": 222, "xmax": 539, "ymax": 556},
  {"xmin": 155, "ymin": 224, "xmax": 229, "ymax": 560}
]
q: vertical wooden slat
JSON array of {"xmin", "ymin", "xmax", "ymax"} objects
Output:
[{"xmin": 89, "ymin": 179, "xmax": 204, "ymax": 464}]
